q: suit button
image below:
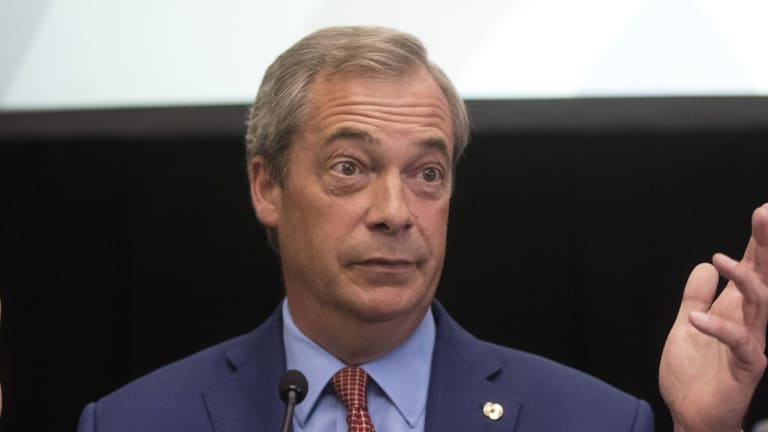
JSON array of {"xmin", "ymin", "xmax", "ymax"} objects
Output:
[{"xmin": 482, "ymin": 401, "xmax": 503, "ymax": 420}]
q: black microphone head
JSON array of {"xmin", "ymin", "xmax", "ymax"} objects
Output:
[{"xmin": 279, "ymin": 369, "xmax": 308, "ymax": 404}]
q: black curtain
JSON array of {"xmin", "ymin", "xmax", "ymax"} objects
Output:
[{"xmin": 1, "ymin": 98, "xmax": 767, "ymax": 431}]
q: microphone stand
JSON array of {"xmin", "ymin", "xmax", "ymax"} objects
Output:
[
  {"xmin": 279, "ymin": 390, "xmax": 298, "ymax": 432},
  {"xmin": 278, "ymin": 369, "xmax": 308, "ymax": 432}
]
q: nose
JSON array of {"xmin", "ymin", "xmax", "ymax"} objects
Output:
[{"xmin": 365, "ymin": 173, "xmax": 414, "ymax": 234}]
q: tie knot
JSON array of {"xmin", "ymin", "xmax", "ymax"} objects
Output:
[{"xmin": 332, "ymin": 366, "xmax": 369, "ymax": 411}]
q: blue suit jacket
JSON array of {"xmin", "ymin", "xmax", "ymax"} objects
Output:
[{"xmin": 78, "ymin": 302, "xmax": 654, "ymax": 431}]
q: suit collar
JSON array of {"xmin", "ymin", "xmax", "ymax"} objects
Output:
[
  {"xmin": 200, "ymin": 301, "xmax": 523, "ymax": 432},
  {"xmin": 283, "ymin": 300, "xmax": 435, "ymax": 428},
  {"xmin": 425, "ymin": 301, "xmax": 522, "ymax": 432}
]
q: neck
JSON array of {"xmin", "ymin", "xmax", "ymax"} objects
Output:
[{"xmin": 286, "ymin": 297, "xmax": 429, "ymax": 365}]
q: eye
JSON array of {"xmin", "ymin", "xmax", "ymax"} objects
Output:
[
  {"xmin": 421, "ymin": 166, "xmax": 442, "ymax": 183},
  {"xmin": 331, "ymin": 160, "xmax": 362, "ymax": 176}
]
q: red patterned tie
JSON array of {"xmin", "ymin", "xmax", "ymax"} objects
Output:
[{"xmin": 332, "ymin": 367, "xmax": 376, "ymax": 432}]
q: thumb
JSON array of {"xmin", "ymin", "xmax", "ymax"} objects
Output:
[{"xmin": 676, "ymin": 263, "xmax": 719, "ymax": 324}]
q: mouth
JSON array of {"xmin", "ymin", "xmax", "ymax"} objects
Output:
[{"xmin": 353, "ymin": 257, "xmax": 418, "ymax": 270}]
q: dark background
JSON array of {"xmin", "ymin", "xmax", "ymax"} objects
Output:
[{"xmin": 1, "ymin": 97, "xmax": 767, "ymax": 431}]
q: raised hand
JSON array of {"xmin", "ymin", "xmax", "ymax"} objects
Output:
[{"xmin": 660, "ymin": 203, "xmax": 768, "ymax": 432}]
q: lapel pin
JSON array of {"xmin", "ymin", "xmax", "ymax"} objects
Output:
[{"xmin": 482, "ymin": 401, "xmax": 503, "ymax": 421}]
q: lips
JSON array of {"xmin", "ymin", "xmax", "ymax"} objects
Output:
[
  {"xmin": 350, "ymin": 256, "xmax": 421, "ymax": 274},
  {"xmin": 355, "ymin": 257, "xmax": 417, "ymax": 268},
  {"xmin": 349, "ymin": 258, "xmax": 419, "ymax": 284}
]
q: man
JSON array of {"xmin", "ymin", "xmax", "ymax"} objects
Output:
[{"xmin": 77, "ymin": 26, "xmax": 767, "ymax": 431}]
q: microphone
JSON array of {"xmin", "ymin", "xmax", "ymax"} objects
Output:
[{"xmin": 278, "ymin": 369, "xmax": 308, "ymax": 432}]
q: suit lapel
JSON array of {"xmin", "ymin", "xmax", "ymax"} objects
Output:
[
  {"xmin": 199, "ymin": 301, "xmax": 524, "ymax": 432},
  {"xmin": 425, "ymin": 302, "xmax": 522, "ymax": 432},
  {"xmin": 202, "ymin": 307, "xmax": 287, "ymax": 432}
]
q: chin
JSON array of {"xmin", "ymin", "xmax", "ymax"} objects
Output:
[{"xmin": 349, "ymin": 287, "xmax": 432, "ymax": 324}]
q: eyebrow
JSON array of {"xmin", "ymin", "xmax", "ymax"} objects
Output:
[
  {"xmin": 419, "ymin": 137, "xmax": 451, "ymax": 163},
  {"xmin": 322, "ymin": 127, "xmax": 451, "ymax": 161}
]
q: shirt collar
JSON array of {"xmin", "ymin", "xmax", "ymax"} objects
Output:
[{"xmin": 282, "ymin": 298, "xmax": 435, "ymax": 428}]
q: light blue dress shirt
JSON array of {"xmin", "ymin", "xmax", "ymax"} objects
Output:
[{"xmin": 282, "ymin": 299, "xmax": 435, "ymax": 432}]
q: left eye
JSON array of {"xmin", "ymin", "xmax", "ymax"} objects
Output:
[
  {"xmin": 332, "ymin": 161, "xmax": 361, "ymax": 176},
  {"xmin": 422, "ymin": 167, "xmax": 441, "ymax": 182}
]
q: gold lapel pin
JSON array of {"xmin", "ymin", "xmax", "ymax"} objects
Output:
[{"xmin": 482, "ymin": 401, "xmax": 504, "ymax": 421}]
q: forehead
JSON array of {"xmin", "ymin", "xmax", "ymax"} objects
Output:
[{"xmin": 302, "ymin": 67, "xmax": 454, "ymax": 151}]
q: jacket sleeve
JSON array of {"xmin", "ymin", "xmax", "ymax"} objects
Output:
[
  {"xmin": 632, "ymin": 399, "xmax": 655, "ymax": 432},
  {"xmin": 77, "ymin": 402, "xmax": 97, "ymax": 432}
]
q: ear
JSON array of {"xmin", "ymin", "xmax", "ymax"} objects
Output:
[{"xmin": 248, "ymin": 156, "xmax": 281, "ymax": 228}]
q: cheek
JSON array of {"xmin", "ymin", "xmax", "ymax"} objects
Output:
[
  {"xmin": 303, "ymin": 196, "xmax": 368, "ymax": 248},
  {"xmin": 414, "ymin": 200, "xmax": 450, "ymax": 245}
]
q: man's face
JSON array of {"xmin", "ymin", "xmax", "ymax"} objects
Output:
[{"xmin": 261, "ymin": 67, "xmax": 454, "ymax": 329}]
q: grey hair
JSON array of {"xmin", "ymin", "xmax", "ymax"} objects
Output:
[
  {"xmin": 245, "ymin": 26, "xmax": 470, "ymax": 252},
  {"xmin": 245, "ymin": 25, "xmax": 470, "ymax": 184}
]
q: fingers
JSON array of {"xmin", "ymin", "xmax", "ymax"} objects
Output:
[
  {"xmin": 712, "ymin": 205, "xmax": 768, "ymax": 326},
  {"xmin": 749, "ymin": 203, "xmax": 768, "ymax": 278},
  {"xmin": 677, "ymin": 263, "xmax": 719, "ymax": 321},
  {"xmin": 689, "ymin": 311, "xmax": 767, "ymax": 372},
  {"xmin": 738, "ymin": 204, "xmax": 768, "ymax": 275},
  {"xmin": 689, "ymin": 204, "xmax": 768, "ymax": 366},
  {"xmin": 714, "ymin": 253, "xmax": 765, "ymax": 305}
]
